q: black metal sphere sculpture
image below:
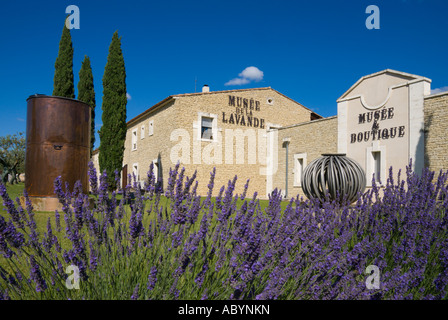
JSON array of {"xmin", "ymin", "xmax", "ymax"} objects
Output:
[{"xmin": 301, "ymin": 154, "xmax": 366, "ymax": 204}]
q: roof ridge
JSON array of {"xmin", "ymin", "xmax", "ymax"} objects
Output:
[
  {"xmin": 173, "ymin": 87, "xmax": 273, "ymax": 97},
  {"xmin": 276, "ymin": 115, "xmax": 337, "ymax": 131},
  {"xmin": 337, "ymin": 69, "xmax": 431, "ymax": 102},
  {"xmin": 126, "ymin": 86, "xmax": 323, "ymax": 126}
]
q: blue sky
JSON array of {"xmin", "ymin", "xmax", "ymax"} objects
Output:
[{"xmin": 0, "ymin": 0, "xmax": 447, "ymax": 149}]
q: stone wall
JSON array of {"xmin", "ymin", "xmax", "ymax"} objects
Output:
[
  {"xmin": 123, "ymin": 100, "xmax": 177, "ymax": 191},
  {"xmin": 122, "ymin": 88, "xmax": 316, "ymax": 198},
  {"xmin": 273, "ymin": 116, "xmax": 338, "ymax": 199},
  {"xmin": 174, "ymin": 88, "xmax": 315, "ymax": 198},
  {"xmin": 424, "ymin": 92, "xmax": 448, "ymax": 173},
  {"xmin": 89, "ymin": 149, "xmax": 100, "ymax": 192}
]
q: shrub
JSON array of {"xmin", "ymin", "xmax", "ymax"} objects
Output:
[{"xmin": 0, "ymin": 161, "xmax": 447, "ymax": 300}]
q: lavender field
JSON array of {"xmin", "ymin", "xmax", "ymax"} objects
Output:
[{"xmin": 1, "ymin": 161, "xmax": 447, "ymax": 300}]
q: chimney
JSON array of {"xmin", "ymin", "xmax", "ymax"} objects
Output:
[{"xmin": 202, "ymin": 85, "xmax": 210, "ymax": 93}]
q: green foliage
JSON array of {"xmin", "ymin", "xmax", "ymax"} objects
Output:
[
  {"xmin": 0, "ymin": 132, "xmax": 26, "ymax": 184},
  {"xmin": 99, "ymin": 31, "xmax": 127, "ymax": 190},
  {"xmin": 53, "ymin": 18, "xmax": 75, "ymax": 98},
  {"xmin": 1, "ymin": 165, "xmax": 447, "ymax": 300},
  {"xmin": 78, "ymin": 56, "xmax": 96, "ymax": 158}
]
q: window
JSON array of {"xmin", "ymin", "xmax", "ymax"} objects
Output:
[
  {"xmin": 366, "ymin": 144, "xmax": 385, "ymax": 186},
  {"xmin": 148, "ymin": 120, "xmax": 154, "ymax": 136},
  {"xmin": 372, "ymin": 151, "xmax": 381, "ymax": 183},
  {"xmin": 152, "ymin": 159, "xmax": 159, "ymax": 183},
  {"xmin": 196, "ymin": 112, "xmax": 218, "ymax": 141},
  {"xmin": 294, "ymin": 153, "xmax": 307, "ymax": 187},
  {"xmin": 132, "ymin": 163, "xmax": 139, "ymax": 182},
  {"xmin": 132, "ymin": 129, "xmax": 137, "ymax": 151},
  {"xmin": 141, "ymin": 125, "xmax": 145, "ymax": 139},
  {"xmin": 296, "ymin": 158, "xmax": 304, "ymax": 185},
  {"xmin": 201, "ymin": 117, "xmax": 213, "ymax": 140}
]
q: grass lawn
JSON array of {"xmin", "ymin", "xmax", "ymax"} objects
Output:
[
  {"xmin": 1, "ymin": 182, "xmax": 55, "ymax": 233},
  {"xmin": 0, "ymin": 182, "xmax": 294, "ymax": 231}
]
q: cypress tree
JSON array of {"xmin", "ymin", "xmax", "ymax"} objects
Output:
[
  {"xmin": 78, "ymin": 56, "xmax": 96, "ymax": 158},
  {"xmin": 99, "ymin": 31, "xmax": 127, "ymax": 190},
  {"xmin": 53, "ymin": 18, "xmax": 75, "ymax": 98}
]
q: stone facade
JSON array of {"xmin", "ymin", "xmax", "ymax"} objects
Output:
[
  {"xmin": 122, "ymin": 99, "xmax": 177, "ymax": 193},
  {"xmin": 337, "ymin": 70, "xmax": 431, "ymax": 186},
  {"xmin": 121, "ymin": 87, "xmax": 318, "ymax": 198},
  {"xmin": 272, "ymin": 116, "xmax": 338, "ymax": 198},
  {"xmin": 91, "ymin": 149, "xmax": 100, "ymax": 190},
  {"xmin": 424, "ymin": 92, "xmax": 448, "ymax": 173},
  {"xmin": 90, "ymin": 70, "xmax": 448, "ymax": 201}
]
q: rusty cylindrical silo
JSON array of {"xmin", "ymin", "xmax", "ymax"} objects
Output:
[{"xmin": 25, "ymin": 95, "xmax": 91, "ymax": 211}]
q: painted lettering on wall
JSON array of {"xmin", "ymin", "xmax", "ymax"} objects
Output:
[
  {"xmin": 222, "ymin": 95, "xmax": 265, "ymax": 129},
  {"xmin": 358, "ymin": 108, "xmax": 394, "ymax": 124},
  {"xmin": 350, "ymin": 107, "xmax": 406, "ymax": 143}
]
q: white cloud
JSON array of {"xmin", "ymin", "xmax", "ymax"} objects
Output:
[
  {"xmin": 431, "ymin": 86, "xmax": 448, "ymax": 95},
  {"xmin": 239, "ymin": 66, "xmax": 264, "ymax": 81},
  {"xmin": 225, "ymin": 78, "xmax": 250, "ymax": 86},
  {"xmin": 225, "ymin": 66, "xmax": 264, "ymax": 86},
  {"xmin": 126, "ymin": 92, "xmax": 132, "ymax": 100},
  {"xmin": 16, "ymin": 117, "xmax": 25, "ymax": 122}
]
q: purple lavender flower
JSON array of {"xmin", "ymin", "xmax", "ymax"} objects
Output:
[
  {"xmin": 0, "ymin": 289, "xmax": 10, "ymax": 300},
  {"xmin": 15, "ymin": 199, "xmax": 29, "ymax": 229},
  {"xmin": 114, "ymin": 169, "xmax": 121, "ymax": 191},
  {"xmin": 53, "ymin": 176, "xmax": 66, "ymax": 204},
  {"xmin": 73, "ymin": 192, "xmax": 86, "ymax": 230},
  {"xmin": 64, "ymin": 212, "xmax": 87, "ymax": 264},
  {"xmin": 0, "ymin": 216, "xmax": 25, "ymax": 255},
  {"xmin": 240, "ymin": 179, "xmax": 250, "ymax": 201},
  {"xmin": 0, "ymin": 160, "xmax": 447, "ymax": 300},
  {"xmin": 0, "ymin": 183, "xmax": 22, "ymax": 228},
  {"xmin": 29, "ymin": 255, "xmax": 47, "ymax": 292},
  {"xmin": 0, "ymin": 229, "xmax": 14, "ymax": 259},
  {"xmin": 171, "ymin": 225, "xmax": 185, "ymax": 249},
  {"xmin": 147, "ymin": 266, "xmax": 158, "ymax": 290},
  {"xmin": 88, "ymin": 161, "xmax": 98, "ymax": 195},
  {"xmin": 15, "ymin": 271, "xmax": 23, "ymax": 283},
  {"xmin": 89, "ymin": 240, "xmax": 98, "ymax": 271},
  {"xmin": 144, "ymin": 162, "xmax": 156, "ymax": 198},
  {"xmin": 164, "ymin": 164, "xmax": 178, "ymax": 198},
  {"xmin": 171, "ymin": 283, "xmax": 180, "ymax": 300},
  {"xmin": 182, "ymin": 170, "xmax": 197, "ymax": 199},
  {"xmin": 42, "ymin": 217, "xmax": 54, "ymax": 253},
  {"xmin": 54, "ymin": 210, "xmax": 62, "ymax": 233},
  {"xmin": 195, "ymin": 261, "xmax": 209, "ymax": 288},
  {"xmin": 202, "ymin": 168, "xmax": 216, "ymax": 210},
  {"xmin": 98, "ymin": 170, "xmax": 109, "ymax": 203},
  {"xmin": 0, "ymin": 266, "xmax": 7, "ymax": 281},
  {"xmin": 131, "ymin": 284, "xmax": 139, "ymax": 300},
  {"xmin": 129, "ymin": 199, "xmax": 144, "ymax": 244}
]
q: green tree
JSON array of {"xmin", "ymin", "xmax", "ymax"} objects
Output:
[
  {"xmin": 78, "ymin": 55, "xmax": 96, "ymax": 158},
  {"xmin": 0, "ymin": 132, "xmax": 26, "ymax": 184},
  {"xmin": 53, "ymin": 17, "xmax": 75, "ymax": 98},
  {"xmin": 99, "ymin": 31, "xmax": 127, "ymax": 190}
]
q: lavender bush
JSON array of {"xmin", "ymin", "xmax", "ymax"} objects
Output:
[{"xmin": 0, "ymin": 160, "xmax": 447, "ymax": 300}]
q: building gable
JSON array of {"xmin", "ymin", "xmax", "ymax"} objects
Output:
[{"xmin": 337, "ymin": 69, "xmax": 432, "ymax": 184}]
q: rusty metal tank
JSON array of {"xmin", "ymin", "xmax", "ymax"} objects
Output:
[{"xmin": 25, "ymin": 95, "xmax": 91, "ymax": 210}]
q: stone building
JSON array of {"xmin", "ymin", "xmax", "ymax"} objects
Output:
[
  {"xmin": 120, "ymin": 86, "xmax": 320, "ymax": 198},
  {"xmin": 424, "ymin": 92, "xmax": 448, "ymax": 174},
  {"xmin": 92, "ymin": 69, "xmax": 448, "ymax": 199},
  {"xmin": 272, "ymin": 116, "xmax": 338, "ymax": 198},
  {"xmin": 272, "ymin": 69, "xmax": 448, "ymax": 198}
]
